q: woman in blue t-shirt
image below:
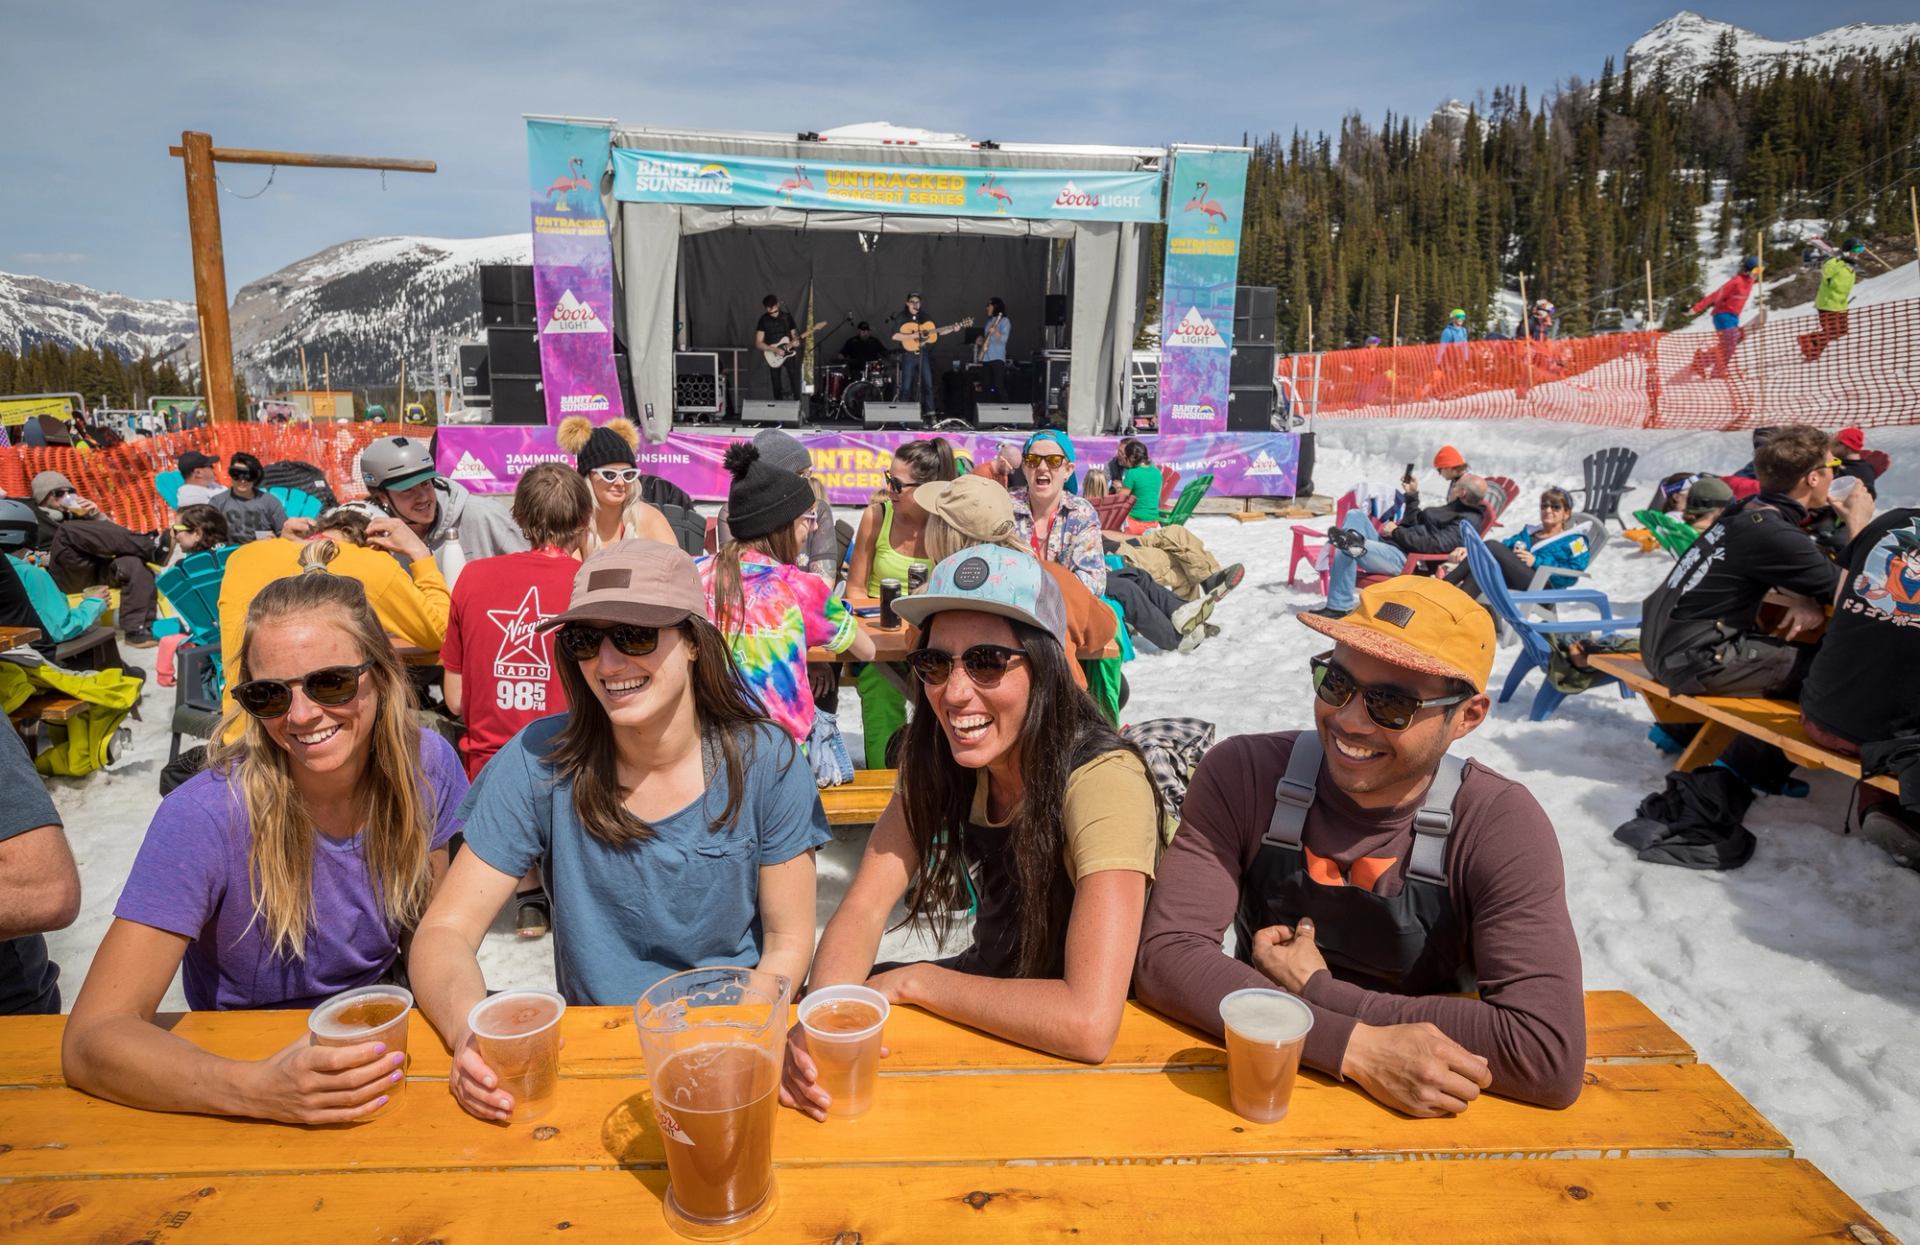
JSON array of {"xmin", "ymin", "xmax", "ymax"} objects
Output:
[
  {"xmin": 408, "ymin": 538, "xmax": 829, "ymax": 1124},
  {"xmin": 62, "ymin": 567, "xmax": 464, "ymax": 1123}
]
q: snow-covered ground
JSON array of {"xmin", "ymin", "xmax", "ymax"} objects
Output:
[{"xmin": 31, "ymin": 419, "xmax": 1920, "ymax": 1233}]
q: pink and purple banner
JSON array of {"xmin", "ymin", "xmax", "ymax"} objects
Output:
[
  {"xmin": 1157, "ymin": 147, "xmax": 1250, "ymax": 436},
  {"xmin": 526, "ymin": 119, "xmax": 625, "ymax": 424},
  {"xmin": 438, "ymin": 427, "xmax": 1298, "ymax": 504}
]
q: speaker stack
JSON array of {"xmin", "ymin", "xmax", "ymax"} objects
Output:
[
  {"xmin": 457, "ymin": 344, "xmax": 491, "ymax": 399},
  {"xmin": 480, "ymin": 264, "xmax": 536, "ymax": 328},
  {"xmin": 1227, "ymin": 285, "xmax": 1280, "ymax": 432},
  {"xmin": 477, "ymin": 264, "xmax": 544, "ymax": 424},
  {"xmin": 740, "ymin": 399, "xmax": 804, "ymax": 427}
]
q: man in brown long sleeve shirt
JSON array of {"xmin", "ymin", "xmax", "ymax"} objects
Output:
[{"xmin": 1135, "ymin": 577, "xmax": 1585, "ymax": 1113}]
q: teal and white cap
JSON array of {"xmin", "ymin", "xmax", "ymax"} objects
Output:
[{"xmin": 893, "ymin": 545, "xmax": 1066, "ymax": 642}]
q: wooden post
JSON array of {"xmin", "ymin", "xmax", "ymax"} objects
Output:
[
  {"xmin": 168, "ymin": 136, "xmax": 435, "ymax": 426},
  {"xmin": 1517, "ymin": 273, "xmax": 1534, "ymax": 397},
  {"xmin": 180, "ymin": 132, "xmax": 238, "ymax": 424},
  {"xmin": 1645, "ymin": 259, "xmax": 1656, "ymax": 332},
  {"xmin": 1304, "ymin": 302, "xmax": 1313, "ymax": 354},
  {"xmin": 1910, "ymin": 186, "xmax": 1919, "ymax": 271},
  {"xmin": 398, "ymin": 359, "xmax": 407, "ymax": 423},
  {"xmin": 299, "ymin": 345, "xmax": 311, "ymax": 395},
  {"xmin": 1389, "ymin": 295, "xmax": 1400, "ymax": 411}
]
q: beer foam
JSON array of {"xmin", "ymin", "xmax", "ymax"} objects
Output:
[
  {"xmin": 1219, "ymin": 989, "xmax": 1312, "ymax": 1044},
  {"xmin": 310, "ymin": 990, "xmax": 410, "ymax": 1038}
]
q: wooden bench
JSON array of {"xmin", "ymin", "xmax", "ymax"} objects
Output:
[
  {"xmin": 1588, "ymin": 652, "xmax": 1896, "ymax": 794},
  {"xmin": 821, "ymin": 767, "xmax": 896, "ymax": 826}
]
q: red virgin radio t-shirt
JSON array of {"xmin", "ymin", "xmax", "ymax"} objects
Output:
[{"xmin": 442, "ymin": 548, "xmax": 580, "ymax": 778}]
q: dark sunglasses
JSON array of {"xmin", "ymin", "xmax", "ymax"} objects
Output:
[
  {"xmin": 1310, "ymin": 653, "xmax": 1468, "ymax": 732},
  {"xmin": 232, "ymin": 661, "xmax": 375, "ymax": 719},
  {"xmin": 884, "ymin": 474, "xmax": 917, "ymax": 495},
  {"xmin": 905, "ymin": 644, "xmax": 1027, "ymax": 689},
  {"xmin": 228, "ymin": 469, "xmax": 257, "ymax": 482},
  {"xmin": 557, "ymin": 622, "xmax": 660, "ymax": 662}
]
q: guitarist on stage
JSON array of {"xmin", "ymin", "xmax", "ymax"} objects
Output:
[
  {"xmin": 755, "ymin": 293, "xmax": 803, "ymax": 402},
  {"xmin": 891, "ymin": 291, "xmax": 936, "ymax": 415}
]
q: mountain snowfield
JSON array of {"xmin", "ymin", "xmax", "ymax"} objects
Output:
[
  {"xmin": 0, "ymin": 270, "xmax": 195, "ymax": 360},
  {"xmin": 1629, "ymin": 10, "xmax": 1920, "ymax": 79},
  {"xmin": 32, "ymin": 419, "xmax": 1920, "ymax": 1234}
]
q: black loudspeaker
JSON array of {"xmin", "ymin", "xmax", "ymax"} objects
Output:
[
  {"xmin": 975, "ymin": 403, "xmax": 1031, "ymax": 429},
  {"xmin": 1295, "ymin": 431, "xmax": 1316, "ymax": 498},
  {"xmin": 673, "ymin": 352, "xmax": 723, "ymax": 415},
  {"xmin": 1036, "ymin": 353, "xmax": 1072, "ymax": 417},
  {"xmin": 1226, "ymin": 385, "xmax": 1277, "ymax": 432},
  {"xmin": 1230, "ymin": 343, "xmax": 1276, "ymax": 388},
  {"xmin": 490, "ymin": 375, "xmax": 546, "ymax": 425},
  {"xmin": 1044, "ymin": 294, "xmax": 1068, "ymax": 327},
  {"xmin": 488, "ymin": 326, "xmax": 540, "ymax": 377},
  {"xmin": 480, "ymin": 264, "xmax": 537, "ymax": 327},
  {"xmin": 740, "ymin": 399, "xmax": 804, "ymax": 426},
  {"xmin": 1234, "ymin": 285, "xmax": 1277, "ymax": 320},
  {"xmin": 863, "ymin": 401, "xmax": 922, "ymax": 428},
  {"xmin": 1235, "ymin": 315, "xmax": 1276, "ymax": 345},
  {"xmin": 458, "ymin": 344, "xmax": 491, "ymax": 396}
]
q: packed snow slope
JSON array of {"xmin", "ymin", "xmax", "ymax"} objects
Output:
[{"xmin": 32, "ymin": 419, "xmax": 1920, "ymax": 1233}]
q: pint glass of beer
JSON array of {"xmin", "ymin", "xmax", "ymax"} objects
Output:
[
  {"xmin": 797, "ymin": 984, "xmax": 889, "ymax": 1120},
  {"xmin": 1219, "ymin": 987, "xmax": 1314, "ymax": 1124},
  {"xmin": 634, "ymin": 967, "xmax": 791, "ymax": 1242},
  {"xmin": 466, "ymin": 989, "xmax": 566, "ymax": 1123},
  {"xmin": 309, "ymin": 984, "xmax": 414, "ymax": 1119}
]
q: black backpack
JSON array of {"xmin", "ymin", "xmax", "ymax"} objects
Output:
[{"xmin": 260, "ymin": 459, "xmax": 338, "ymax": 511}]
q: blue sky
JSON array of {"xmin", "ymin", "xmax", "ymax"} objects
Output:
[{"xmin": 3, "ymin": 2, "xmax": 1913, "ymax": 301}]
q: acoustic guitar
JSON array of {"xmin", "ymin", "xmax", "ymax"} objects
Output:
[
  {"xmin": 762, "ymin": 320, "xmax": 830, "ymax": 368},
  {"xmin": 896, "ymin": 317, "xmax": 974, "ymax": 353}
]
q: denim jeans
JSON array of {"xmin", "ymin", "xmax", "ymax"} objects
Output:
[
  {"xmin": 1326, "ymin": 512, "xmax": 1406, "ymax": 612},
  {"xmin": 898, "ymin": 350, "xmax": 934, "ymax": 408}
]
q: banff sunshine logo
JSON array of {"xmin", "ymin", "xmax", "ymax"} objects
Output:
[{"xmin": 629, "ymin": 156, "xmax": 735, "ymax": 195}]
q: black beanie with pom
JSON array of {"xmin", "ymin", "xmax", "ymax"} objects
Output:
[{"xmin": 724, "ymin": 442, "xmax": 814, "ymax": 540}]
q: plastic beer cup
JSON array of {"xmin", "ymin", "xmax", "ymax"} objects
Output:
[
  {"xmin": 1219, "ymin": 988, "xmax": 1314, "ymax": 1124},
  {"xmin": 635, "ymin": 967, "xmax": 791, "ymax": 1242},
  {"xmin": 797, "ymin": 984, "xmax": 889, "ymax": 1120},
  {"xmin": 308, "ymin": 984, "xmax": 413, "ymax": 1119},
  {"xmin": 466, "ymin": 989, "xmax": 566, "ymax": 1123}
]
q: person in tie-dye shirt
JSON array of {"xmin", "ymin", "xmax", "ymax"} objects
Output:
[{"xmin": 699, "ymin": 443, "xmax": 875, "ymax": 747}]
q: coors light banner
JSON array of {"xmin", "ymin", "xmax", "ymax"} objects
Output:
[
  {"xmin": 1157, "ymin": 146, "xmax": 1250, "ymax": 436},
  {"xmin": 526, "ymin": 118, "xmax": 625, "ymax": 425}
]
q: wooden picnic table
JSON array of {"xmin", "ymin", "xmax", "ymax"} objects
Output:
[
  {"xmin": 0, "ymin": 993, "xmax": 1887, "ymax": 1241},
  {"xmin": 0, "ymin": 625, "xmax": 44, "ymax": 652}
]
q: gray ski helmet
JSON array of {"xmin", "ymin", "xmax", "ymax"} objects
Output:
[
  {"xmin": 359, "ymin": 436, "xmax": 438, "ymax": 493},
  {"xmin": 0, "ymin": 498, "xmax": 38, "ymax": 550}
]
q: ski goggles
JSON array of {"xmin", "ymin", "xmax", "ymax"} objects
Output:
[{"xmin": 232, "ymin": 661, "xmax": 375, "ymax": 719}]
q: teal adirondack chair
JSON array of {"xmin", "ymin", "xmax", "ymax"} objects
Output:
[
  {"xmin": 266, "ymin": 485, "xmax": 324, "ymax": 519},
  {"xmin": 154, "ymin": 470, "xmax": 183, "ymax": 510},
  {"xmin": 155, "ymin": 546, "xmax": 236, "ymax": 649},
  {"xmin": 1161, "ymin": 474, "xmax": 1214, "ymax": 526}
]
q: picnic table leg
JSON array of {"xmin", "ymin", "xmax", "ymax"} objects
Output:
[{"xmin": 1673, "ymin": 720, "xmax": 1737, "ymax": 773}]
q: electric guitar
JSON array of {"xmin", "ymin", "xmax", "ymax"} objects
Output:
[
  {"xmin": 896, "ymin": 317, "xmax": 974, "ymax": 353},
  {"xmin": 762, "ymin": 319, "xmax": 830, "ymax": 368}
]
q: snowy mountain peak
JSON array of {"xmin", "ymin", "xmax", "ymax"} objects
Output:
[
  {"xmin": 0, "ymin": 270, "xmax": 196, "ymax": 360},
  {"xmin": 1629, "ymin": 10, "xmax": 1920, "ymax": 80}
]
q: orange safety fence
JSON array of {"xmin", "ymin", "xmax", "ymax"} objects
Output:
[
  {"xmin": 1282, "ymin": 295, "xmax": 1920, "ymax": 431},
  {"xmin": 0, "ymin": 423, "xmax": 409, "ymax": 532}
]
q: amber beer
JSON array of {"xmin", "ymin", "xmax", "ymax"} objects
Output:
[
  {"xmin": 1219, "ymin": 988, "xmax": 1314, "ymax": 1124},
  {"xmin": 308, "ymin": 985, "xmax": 414, "ymax": 1119},
  {"xmin": 466, "ymin": 989, "xmax": 566, "ymax": 1123},
  {"xmin": 654, "ymin": 1042, "xmax": 780, "ymax": 1224},
  {"xmin": 797, "ymin": 984, "xmax": 890, "ymax": 1120}
]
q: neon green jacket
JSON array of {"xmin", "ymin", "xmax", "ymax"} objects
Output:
[{"xmin": 1815, "ymin": 257, "xmax": 1857, "ymax": 314}]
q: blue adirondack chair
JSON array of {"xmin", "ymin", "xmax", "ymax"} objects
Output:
[
  {"xmin": 154, "ymin": 546, "xmax": 236, "ymax": 650},
  {"xmin": 153, "ymin": 470, "xmax": 183, "ymax": 510},
  {"xmin": 266, "ymin": 485, "xmax": 325, "ymax": 519},
  {"xmin": 1462, "ymin": 530, "xmax": 1640, "ymax": 721},
  {"xmin": 155, "ymin": 546, "xmax": 237, "ymax": 760}
]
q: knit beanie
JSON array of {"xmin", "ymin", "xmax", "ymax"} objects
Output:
[
  {"xmin": 724, "ymin": 443, "xmax": 814, "ymax": 540},
  {"xmin": 752, "ymin": 428, "xmax": 813, "ymax": 476},
  {"xmin": 557, "ymin": 415, "xmax": 639, "ymax": 475}
]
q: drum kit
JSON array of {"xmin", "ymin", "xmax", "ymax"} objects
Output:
[{"xmin": 816, "ymin": 361, "xmax": 897, "ymax": 421}]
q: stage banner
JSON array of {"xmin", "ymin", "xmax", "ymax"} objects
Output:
[
  {"xmin": 439, "ymin": 428, "xmax": 1297, "ymax": 504},
  {"xmin": 611, "ymin": 148, "xmax": 1162, "ymax": 223},
  {"xmin": 1156, "ymin": 147, "xmax": 1250, "ymax": 436},
  {"xmin": 527, "ymin": 119, "xmax": 625, "ymax": 424}
]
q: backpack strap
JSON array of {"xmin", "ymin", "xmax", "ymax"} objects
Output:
[
  {"xmin": 1262, "ymin": 732, "xmax": 1323, "ymax": 848},
  {"xmin": 1408, "ymin": 755, "xmax": 1468, "ymax": 885}
]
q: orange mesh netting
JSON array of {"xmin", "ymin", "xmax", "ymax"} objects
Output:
[
  {"xmin": 1284, "ymin": 297, "xmax": 1920, "ymax": 430},
  {"xmin": 0, "ymin": 423, "xmax": 406, "ymax": 530}
]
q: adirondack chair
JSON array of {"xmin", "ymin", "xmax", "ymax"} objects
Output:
[
  {"xmin": 1522, "ymin": 512, "xmax": 1610, "ymax": 595},
  {"xmin": 1089, "ymin": 491, "xmax": 1135, "ymax": 532},
  {"xmin": 1354, "ymin": 494, "xmax": 1497, "ymax": 590},
  {"xmin": 1483, "ymin": 475, "xmax": 1519, "ymax": 526},
  {"xmin": 265, "ymin": 485, "xmax": 324, "ymax": 519},
  {"xmin": 1571, "ymin": 447, "xmax": 1639, "ymax": 528},
  {"xmin": 1463, "ymin": 530, "xmax": 1639, "ymax": 722},
  {"xmin": 153, "ymin": 470, "xmax": 183, "ymax": 510},
  {"xmin": 1158, "ymin": 465, "xmax": 1180, "ymax": 508},
  {"xmin": 1161, "ymin": 474, "xmax": 1213, "ymax": 526},
  {"xmin": 154, "ymin": 546, "xmax": 236, "ymax": 761},
  {"xmin": 1632, "ymin": 508, "xmax": 1701, "ymax": 558},
  {"xmin": 1289, "ymin": 489, "xmax": 1360, "ymax": 593},
  {"xmin": 154, "ymin": 546, "xmax": 235, "ymax": 648}
]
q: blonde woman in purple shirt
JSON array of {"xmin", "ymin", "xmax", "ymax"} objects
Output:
[{"xmin": 62, "ymin": 567, "xmax": 462, "ymax": 1123}]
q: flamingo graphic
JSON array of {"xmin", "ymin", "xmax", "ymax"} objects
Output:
[
  {"xmin": 977, "ymin": 173, "xmax": 1013, "ymax": 213},
  {"xmin": 1183, "ymin": 180, "xmax": 1229, "ymax": 233},
  {"xmin": 777, "ymin": 164, "xmax": 814, "ymax": 201},
  {"xmin": 544, "ymin": 156, "xmax": 592, "ymax": 212}
]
